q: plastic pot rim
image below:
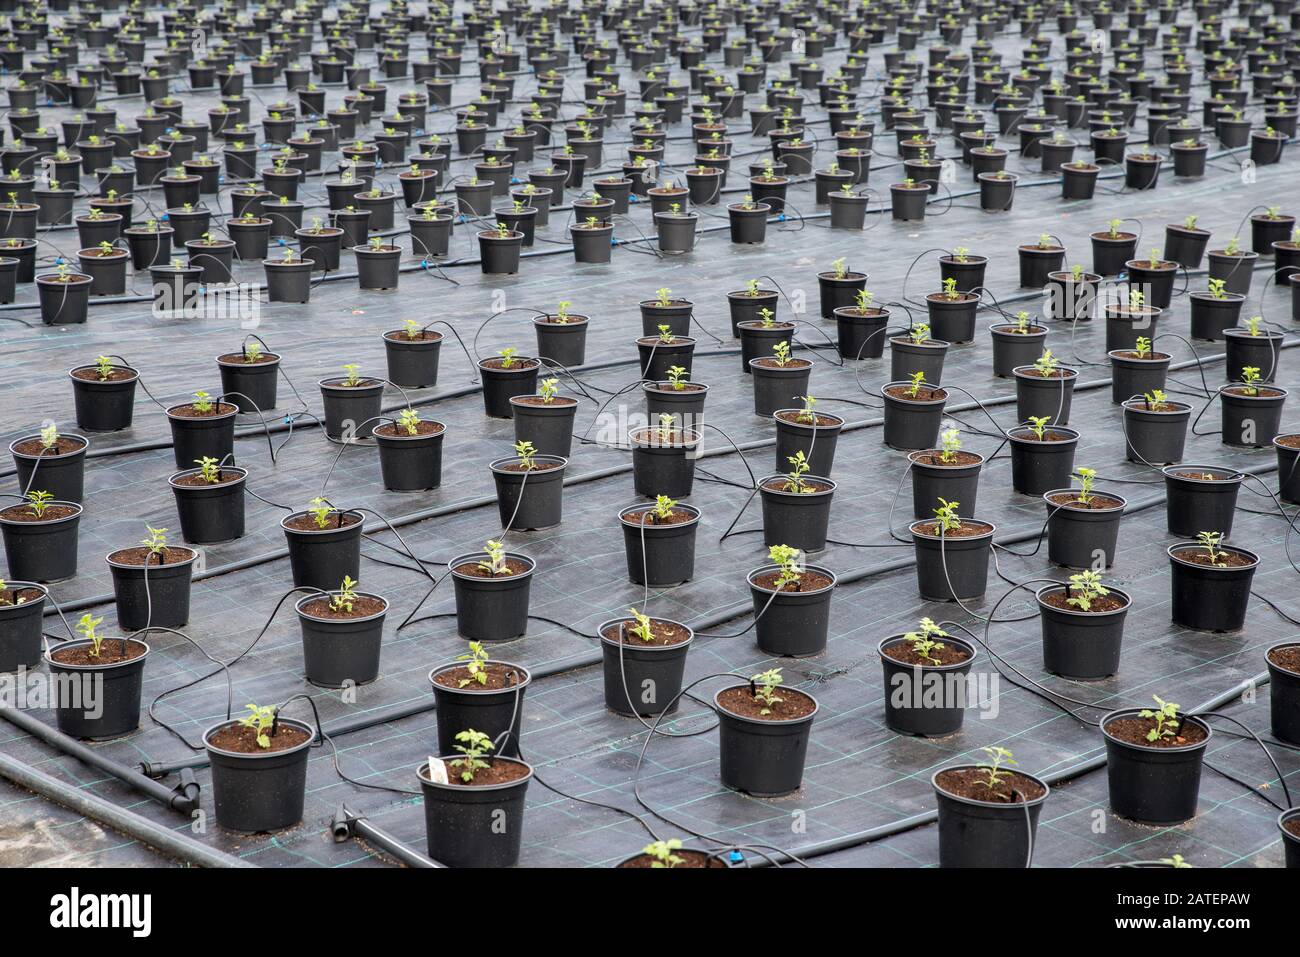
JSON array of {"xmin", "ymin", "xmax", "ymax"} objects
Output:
[
  {"xmin": 1034, "ymin": 583, "xmax": 1132, "ymax": 617},
  {"xmin": 279, "ymin": 508, "xmax": 364, "ymax": 534},
  {"xmin": 597, "ymin": 617, "xmax": 695, "ymax": 652},
  {"xmin": 909, "ymin": 519, "xmax": 997, "ymax": 541},
  {"xmin": 295, "ymin": 590, "xmax": 389, "ymax": 623},
  {"xmin": 0, "ymin": 500, "xmax": 83, "ymax": 528},
  {"xmin": 930, "ymin": 764, "xmax": 1051, "ymax": 808},
  {"xmin": 877, "ymin": 632, "xmax": 978, "ymax": 671},
  {"xmin": 618, "ymin": 502, "xmax": 701, "ymax": 527},
  {"xmin": 168, "ymin": 465, "xmax": 248, "ymax": 489},
  {"xmin": 417, "ymin": 755, "xmax": 533, "ymax": 792},
  {"xmin": 8, "ymin": 433, "xmax": 89, "ymax": 460},
  {"xmin": 1166, "ymin": 542, "xmax": 1260, "ymax": 570},
  {"xmin": 746, "ymin": 562, "xmax": 837, "ymax": 596},
  {"xmin": 448, "ymin": 552, "xmax": 537, "ymax": 582},
  {"xmin": 713, "ymin": 683, "xmax": 819, "ymax": 726},
  {"xmin": 203, "ymin": 716, "xmax": 316, "ymax": 759},
  {"xmin": 1159, "ymin": 464, "xmax": 1244, "ymax": 484},
  {"xmin": 44, "ymin": 637, "xmax": 150, "ymax": 672},
  {"xmin": 1100, "ymin": 708, "xmax": 1213, "ymax": 753},
  {"xmin": 428, "ymin": 658, "xmax": 533, "ymax": 693}
]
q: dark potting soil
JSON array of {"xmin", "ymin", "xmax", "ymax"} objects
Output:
[
  {"xmin": 911, "ymin": 450, "xmax": 981, "ymax": 467},
  {"xmin": 1129, "ymin": 261, "xmax": 1177, "ymax": 271},
  {"xmin": 716, "ymin": 685, "xmax": 816, "ymax": 721},
  {"xmin": 1127, "ymin": 401, "xmax": 1188, "ymax": 413},
  {"xmin": 1019, "ymin": 369, "xmax": 1076, "ymax": 379},
  {"xmin": 0, "ymin": 504, "xmax": 79, "ymax": 523},
  {"xmin": 323, "ymin": 379, "xmax": 381, "ymax": 389},
  {"xmin": 1277, "ymin": 435, "xmax": 1300, "ymax": 449},
  {"xmin": 1039, "ymin": 589, "xmax": 1128, "ymax": 613},
  {"xmin": 1172, "ymin": 548, "xmax": 1255, "ymax": 568},
  {"xmin": 1013, "ymin": 431, "xmax": 1073, "ymax": 443},
  {"xmin": 1109, "ymin": 308, "xmax": 1160, "ymax": 321},
  {"xmin": 1223, "ymin": 387, "xmax": 1283, "ymax": 398},
  {"xmin": 995, "ymin": 324, "xmax": 1047, "ymax": 335},
  {"xmin": 50, "ymin": 640, "xmax": 146, "ymax": 667},
  {"xmin": 1286, "ymin": 817, "xmax": 1300, "ymax": 840},
  {"xmin": 882, "ymin": 638, "xmax": 971, "ymax": 667},
  {"xmin": 174, "ymin": 470, "xmax": 241, "ymax": 487},
  {"xmin": 383, "ymin": 330, "xmax": 442, "ymax": 342},
  {"xmin": 1020, "ymin": 244, "xmax": 1063, "ymax": 252},
  {"xmin": 621, "ymin": 507, "xmax": 695, "ymax": 526},
  {"xmin": 433, "ymin": 662, "xmax": 527, "ymax": 691},
  {"xmin": 0, "ymin": 587, "xmax": 43, "ymax": 605},
  {"xmin": 760, "ymin": 477, "xmax": 834, "ymax": 493},
  {"xmin": 12, "ymin": 437, "xmax": 85, "ymax": 455},
  {"xmin": 1267, "ymin": 644, "xmax": 1300, "ymax": 675},
  {"xmin": 538, "ymin": 315, "xmax": 587, "ymax": 324},
  {"xmin": 752, "ymin": 358, "xmax": 812, "ymax": 370},
  {"xmin": 600, "ymin": 618, "xmax": 691, "ymax": 647},
  {"xmin": 217, "ymin": 352, "xmax": 280, "ymax": 363},
  {"xmin": 299, "ymin": 595, "xmax": 387, "ymax": 620},
  {"xmin": 454, "ymin": 558, "xmax": 531, "ymax": 579},
  {"xmin": 374, "ymin": 421, "xmax": 444, "ymax": 437},
  {"xmin": 926, "ymin": 293, "xmax": 978, "ymax": 304},
  {"xmin": 631, "ymin": 428, "xmax": 696, "ymax": 445},
  {"xmin": 1104, "ymin": 715, "xmax": 1209, "ymax": 748},
  {"xmin": 496, "ymin": 459, "xmax": 564, "ymax": 472},
  {"xmin": 109, "ymin": 546, "xmax": 194, "ymax": 566},
  {"xmin": 169, "ymin": 402, "xmax": 237, "ymax": 417},
  {"xmin": 480, "ymin": 358, "xmax": 539, "ymax": 371},
  {"xmin": 934, "ymin": 768, "xmax": 1047, "ymax": 803},
  {"xmin": 1171, "ymin": 471, "xmax": 1234, "ymax": 481},
  {"xmin": 284, "ymin": 511, "xmax": 360, "ymax": 532},
  {"xmin": 752, "ymin": 569, "xmax": 834, "ymax": 592},
  {"xmin": 911, "ymin": 520, "xmax": 994, "ymax": 539},
  {"xmin": 208, "ymin": 722, "xmax": 311, "ymax": 754},
  {"xmin": 72, "ymin": 367, "xmax": 135, "ymax": 382},
  {"xmin": 884, "ymin": 385, "xmax": 946, "ymax": 401},
  {"xmin": 422, "ymin": 758, "xmax": 530, "ymax": 787},
  {"xmin": 740, "ymin": 320, "xmax": 794, "ymax": 330},
  {"xmin": 1047, "ymin": 492, "xmax": 1124, "ymax": 510},
  {"xmin": 837, "ymin": 307, "xmax": 887, "ymax": 318},
  {"xmin": 1092, "ymin": 231, "xmax": 1137, "ymax": 241},
  {"xmin": 649, "ymin": 382, "xmax": 706, "ymax": 392},
  {"xmin": 620, "ymin": 850, "xmax": 729, "ymax": 868},
  {"xmin": 513, "ymin": 396, "xmax": 578, "ymax": 407},
  {"xmin": 819, "ymin": 270, "xmax": 865, "ymax": 280},
  {"xmin": 775, "ymin": 410, "xmax": 841, "ymax": 427},
  {"xmin": 637, "ymin": 336, "xmax": 689, "ymax": 346},
  {"xmin": 1113, "ymin": 351, "xmax": 1171, "ymax": 361}
]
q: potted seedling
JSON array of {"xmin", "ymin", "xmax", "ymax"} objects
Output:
[
  {"xmin": 1090, "ymin": 218, "xmax": 1138, "ymax": 277},
  {"xmin": 0, "ymin": 578, "xmax": 47, "ymax": 671},
  {"xmin": 630, "ymin": 412, "xmax": 702, "ymax": 499},
  {"xmin": 216, "ymin": 339, "xmax": 280, "ymax": 413},
  {"xmin": 227, "ymin": 210, "xmax": 272, "ymax": 260},
  {"xmin": 383, "ymin": 318, "xmax": 444, "ymax": 389},
  {"xmin": 68, "ymin": 356, "xmax": 139, "ymax": 432},
  {"xmin": 1275, "ymin": 434, "xmax": 1300, "ymax": 505},
  {"xmin": 164, "ymin": 389, "xmax": 237, "ymax": 470},
  {"xmin": 479, "ymin": 347, "xmax": 541, "ymax": 418},
  {"xmin": 204, "ymin": 702, "xmax": 315, "ymax": 833},
  {"xmin": 1224, "ymin": 315, "xmax": 1283, "ymax": 384},
  {"xmin": 1104, "ymin": 288, "xmax": 1162, "ymax": 353},
  {"xmin": 828, "ymin": 288, "xmax": 888, "ymax": 361},
  {"xmin": 619, "ymin": 494, "xmax": 701, "ymax": 587},
  {"xmin": 1045, "ymin": 262, "xmax": 1100, "ymax": 322},
  {"xmin": 925, "ymin": 276, "xmax": 979, "ymax": 344},
  {"xmin": 1167, "ymin": 531, "xmax": 1259, "ymax": 631},
  {"xmin": 448, "ymin": 541, "xmax": 536, "ymax": 642},
  {"xmin": 318, "ymin": 364, "xmax": 385, "ymax": 440},
  {"xmin": 727, "ymin": 277, "xmax": 781, "ymax": 334},
  {"xmin": 1121, "ymin": 388, "xmax": 1192, "ymax": 464},
  {"xmin": 1041, "ymin": 464, "xmax": 1125, "ymax": 567},
  {"xmin": 36, "ymin": 262, "xmax": 93, "ymax": 325},
  {"xmin": 878, "ymin": 617, "xmax": 977, "ymax": 736},
  {"xmin": 1162, "ymin": 465, "xmax": 1244, "ymax": 539},
  {"xmin": 430, "ymin": 642, "xmax": 531, "ymax": 759},
  {"xmin": 1190, "ymin": 277, "xmax": 1246, "ymax": 341},
  {"xmin": 617, "ymin": 839, "xmax": 728, "ymax": 869},
  {"xmin": 728, "ymin": 192, "xmax": 771, "ymax": 244},
  {"xmin": 9, "ymin": 423, "xmax": 88, "ymax": 504},
  {"xmin": 890, "ymin": 322, "xmax": 949, "ymax": 385},
  {"xmin": 644, "ymin": 364, "xmax": 708, "ymax": 428},
  {"xmin": 816, "ymin": 257, "xmax": 867, "ymax": 318},
  {"xmin": 758, "ymin": 451, "xmax": 837, "ymax": 553},
  {"xmin": 570, "ymin": 214, "xmax": 614, "ymax": 263},
  {"xmin": 889, "ymin": 176, "xmax": 929, "ymax": 220},
  {"xmin": 417, "ymin": 728, "xmax": 533, "ymax": 867},
  {"xmin": 45, "ymin": 613, "xmax": 149, "ymax": 739},
  {"xmin": 511, "ymin": 376, "xmax": 579, "ymax": 458},
  {"xmin": 489, "ymin": 439, "xmax": 567, "ymax": 531},
  {"xmin": 371, "ymin": 405, "xmax": 445, "ymax": 491},
  {"xmin": 908, "ymin": 427, "xmax": 984, "ymax": 519},
  {"xmin": 1220, "ymin": 366, "xmax": 1288, "ymax": 448},
  {"xmin": 533, "ymin": 300, "xmax": 589, "ymax": 368},
  {"xmin": 1255, "ymin": 208, "xmax": 1297, "ymax": 258},
  {"xmin": 1266, "ymin": 641, "xmax": 1300, "ymax": 746},
  {"xmin": 910, "ymin": 498, "xmax": 996, "ymax": 601},
  {"xmin": 932, "ymin": 747, "xmax": 1049, "ymax": 867},
  {"xmin": 1060, "ymin": 160, "xmax": 1100, "ymax": 200},
  {"xmin": 714, "ymin": 667, "xmax": 818, "ymax": 796},
  {"xmin": 295, "ymin": 575, "xmax": 388, "ymax": 687},
  {"xmin": 1171, "ymin": 136, "xmax": 1209, "ymax": 177},
  {"xmin": 746, "ymin": 544, "xmax": 837, "ymax": 657},
  {"xmin": 1036, "ymin": 570, "xmax": 1131, "ymax": 679},
  {"xmin": 477, "ymin": 220, "xmax": 524, "ymax": 274},
  {"xmin": 1102, "ymin": 695, "xmax": 1211, "ymax": 825},
  {"xmin": 354, "ymin": 234, "xmax": 403, "ymax": 289},
  {"xmin": 1013, "ymin": 349, "xmax": 1077, "ymax": 425},
  {"xmin": 281, "ymin": 498, "xmax": 363, "ymax": 590},
  {"xmin": 1108, "ymin": 335, "xmax": 1171, "ymax": 404},
  {"xmin": 638, "ymin": 287, "xmax": 694, "ymax": 338},
  {"xmin": 773, "ymin": 393, "xmax": 842, "ymax": 478},
  {"xmin": 1018, "ymin": 233, "xmax": 1065, "ymax": 288},
  {"xmin": 989, "ymin": 309, "xmax": 1048, "ymax": 378},
  {"xmin": 1125, "ymin": 247, "xmax": 1177, "ymax": 309},
  {"xmin": 882, "ymin": 371, "xmax": 948, "ymax": 451},
  {"xmin": 106, "ymin": 525, "xmax": 197, "ymax": 631},
  {"xmin": 737, "ymin": 305, "xmax": 794, "ymax": 373},
  {"xmin": 749, "ymin": 340, "xmax": 813, "ymax": 417},
  {"xmin": 1206, "ymin": 234, "xmax": 1259, "ymax": 297},
  {"xmin": 599, "ymin": 608, "xmax": 694, "ymax": 717},
  {"xmin": 169, "ymin": 456, "xmax": 247, "ymax": 545}
]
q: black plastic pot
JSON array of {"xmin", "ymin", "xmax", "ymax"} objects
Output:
[
  {"xmin": 619, "ymin": 503, "xmax": 700, "ymax": 587},
  {"xmin": 107, "ymin": 547, "xmax": 197, "ymax": 631},
  {"xmin": 1104, "ymin": 305, "xmax": 1162, "ymax": 353},
  {"xmin": 644, "ymin": 382, "xmax": 708, "ymax": 433},
  {"xmin": 748, "ymin": 563, "xmax": 836, "ymax": 657},
  {"xmin": 890, "ymin": 337, "xmax": 949, "ymax": 385},
  {"xmin": 878, "ymin": 633, "xmax": 977, "ymax": 736},
  {"xmin": 1043, "ymin": 489, "xmax": 1126, "ymax": 569},
  {"xmin": 0, "ymin": 581, "xmax": 46, "ymax": 672},
  {"xmin": 925, "ymin": 293, "xmax": 978, "ymax": 343},
  {"xmin": 599, "ymin": 617, "xmax": 693, "ymax": 717},
  {"xmin": 490, "ymin": 455, "xmax": 567, "ymax": 531},
  {"xmin": 989, "ymin": 324, "xmax": 1048, "ymax": 377},
  {"xmin": 881, "ymin": 382, "xmax": 946, "ymax": 451},
  {"xmin": 737, "ymin": 321, "xmax": 794, "ymax": 374},
  {"xmin": 1019, "ymin": 244, "xmax": 1065, "ymax": 287},
  {"xmin": 384, "ymin": 330, "xmax": 443, "ymax": 388},
  {"xmin": 169, "ymin": 467, "xmax": 247, "ymax": 544},
  {"xmin": 1013, "ymin": 366, "xmax": 1076, "ymax": 424},
  {"xmin": 630, "ymin": 427, "xmax": 700, "ymax": 499},
  {"xmin": 911, "ymin": 520, "xmax": 995, "ymax": 601},
  {"xmin": 448, "ymin": 552, "xmax": 535, "ymax": 642},
  {"xmin": 715, "ymin": 682, "xmax": 818, "ymax": 796},
  {"xmin": 1223, "ymin": 329, "xmax": 1283, "ymax": 383},
  {"xmin": 533, "ymin": 314, "xmax": 588, "ymax": 368},
  {"xmin": 1008, "ymin": 427, "xmax": 1079, "ymax": 496},
  {"xmin": 1037, "ymin": 584, "xmax": 1130, "ymax": 679},
  {"xmin": 166, "ymin": 402, "xmax": 237, "ymax": 469},
  {"xmin": 1163, "ymin": 465, "xmax": 1242, "ymax": 539},
  {"xmin": 1280, "ymin": 808, "xmax": 1300, "ymax": 868},
  {"xmin": 213, "ymin": 350, "xmax": 278, "ymax": 413},
  {"xmin": 773, "ymin": 409, "xmax": 843, "ymax": 479},
  {"xmin": 429, "ymin": 660, "xmax": 530, "ymax": 759},
  {"xmin": 318, "ymin": 376, "xmax": 385, "ymax": 440},
  {"xmin": 204, "ymin": 716, "xmax": 314, "ymax": 833},
  {"xmin": 759, "ymin": 476, "xmax": 835, "ymax": 553},
  {"xmin": 1123, "ymin": 400, "xmax": 1191, "ymax": 464},
  {"xmin": 1165, "ymin": 224, "xmax": 1210, "ymax": 268},
  {"xmin": 418, "ymin": 756, "xmax": 531, "ymax": 867},
  {"xmin": 479, "ymin": 357, "xmax": 540, "ymax": 418},
  {"xmin": 833, "ymin": 306, "xmax": 890, "ymax": 360},
  {"xmin": 1266, "ymin": 643, "xmax": 1300, "ymax": 746},
  {"xmin": 354, "ymin": 244, "xmax": 403, "ymax": 289},
  {"xmin": 932, "ymin": 765, "xmax": 1049, "ymax": 868},
  {"xmin": 510, "ymin": 397, "xmax": 577, "ymax": 459},
  {"xmin": 908, "ymin": 451, "xmax": 984, "ymax": 519},
  {"xmin": 45, "ymin": 638, "xmax": 149, "ymax": 740},
  {"xmin": 10, "ymin": 434, "xmax": 88, "ymax": 504},
  {"xmin": 1061, "ymin": 163, "xmax": 1099, "ymax": 200},
  {"xmin": 375, "ymin": 422, "xmax": 445, "ymax": 491},
  {"xmin": 1109, "ymin": 350, "xmax": 1171, "ymax": 404},
  {"xmin": 281, "ymin": 509, "xmax": 363, "ymax": 591},
  {"xmin": 1207, "ymin": 250, "xmax": 1258, "ymax": 297},
  {"xmin": 1189, "ymin": 291, "xmax": 1245, "ymax": 340},
  {"xmin": 1102, "ymin": 710, "xmax": 1211, "ymax": 825},
  {"xmin": 1167, "ymin": 541, "xmax": 1258, "ymax": 631},
  {"xmin": 1276, "ymin": 437, "xmax": 1300, "ymax": 505},
  {"xmin": 729, "ymin": 202, "xmax": 769, "ymax": 243},
  {"xmin": 816, "ymin": 270, "xmax": 867, "ymax": 318},
  {"xmin": 0, "ymin": 502, "xmax": 82, "ymax": 582},
  {"xmin": 295, "ymin": 591, "xmax": 387, "ymax": 687}
]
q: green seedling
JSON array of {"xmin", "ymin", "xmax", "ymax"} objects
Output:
[
  {"xmin": 1074, "ymin": 466, "xmax": 1097, "ymax": 505},
  {"xmin": 769, "ymin": 543, "xmax": 803, "ymax": 590},
  {"xmin": 751, "ymin": 668, "xmax": 785, "ymax": 715},
  {"xmin": 191, "ymin": 390, "xmax": 214, "ymax": 413},
  {"xmin": 238, "ymin": 703, "xmax": 278, "ymax": 749},
  {"xmin": 939, "ymin": 427, "xmax": 961, "ymax": 464},
  {"xmin": 1139, "ymin": 694, "xmax": 1182, "ymax": 742},
  {"xmin": 76, "ymin": 613, "xmax": 106, "ymax": 658},
  {"xmin": 626, "ymin": 607, "xmax": 654, "ymax": 642},
  {"xmin": 456, "ymin": 641, "xmax": 491, "ymax": 688},
  {"xmin": 330, "ymin": 575, "xmax": 359, "ymax": 614},
  {"xmin": 1034, "ymin": 348, "xmax": 1059, "ymax": 377},
  {"xmin": 1240, "ymin": 365, "xmax": 1261, "ymax": 396},
  {"xmin": 478, "ymin": 539, "xmax": 509, "ymax": 576},
  {"xmin": 976, "ymin": 746, "xmax": 1016, "ymax": 790},
  {"xmin": 796, "ymin": 394, "xmax": 818, "ymax": 425},
  {"xmin": 932, "ymin": 497, "xmax": 961, "ymax": 535},
  {"xmin": 538, "ymin": 377, "xmax": 559, "ymax": 404},
  {"xmin": 641, "ymin": 838, "xmax": 684, "ymax": 868},
  {"xmin": 1026, "ymin": 415, "xmax": 1051, "ymax": 440},
  {"xmin": 498, "ymin": 346, "xmax": 519, "ymax": 368},
  {"xmin": 307, "ymin": 497, "xmax": 334, "ymax": 529},
  {"xmin": 771, "ymin": 340, "xmax": 792, "ymax": 366},
  {"xmin": 397, "ymin": 407, "xmax": 421, "ymax": 435},
  {"xmin": 666, "ymin": 365, "xmax": 688, "ymax": 391},
  {"xmin": 140, "ymin": 525, "xmax": 167, "ymax": 561},
  {"xmin": 196, "ymin": 456, "xmax": 221, "ymax": 483},
  {"xmin": 906, "ymin": 369, "xmax": 927, "ymax": 398},
  {"xmin": 903, "ymin": 617, "xmax": 949, "ymax": 665},
  {"xmin": 450, "ymin": 729, "xmax": 494, "ymax": 782},
  {"xmin": 1197, "ymin": 530, "xmax": 1227, "ymax": 567},
  {"xmin": 1065, "ymin": 569, "xmax": 1110, "ymax": 611},
  {"xmin": 783, "ymin": 450, "xmax": 814, "ymax": 494}
]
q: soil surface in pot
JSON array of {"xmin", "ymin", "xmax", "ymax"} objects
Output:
[
  {"xmin": 912, "ymin": 520, "xmax": 993, "ymax": 538},
  {"xmin": 911, "ymin": 450, "xmax": 981, "ymax": 467},
  {"xmin": 218, "ymin": 352, "xmax": 280, "ymax": 364},
  {"xmin": 109, "ymin": 546, "xmax": 194, "ymax": 565},
  {"xmin": 600, "ymin": 618, "xmax": 691, "ymax": 647},
  {"xmin": 513, "ymin": 396, "xmax": 578, "ymax": 407},
  {"xmin": 882, "ymin": 639, "xmax": 970, "ymax": 666},
  {"xmin": 1127, "ymin": 400, "xmax": 1187, "ymax": 413},
  {"xmin": 72, "ymin": 367, "xmax": 135, "ymax": 382},
  {"xmin": 1267, "ymin": 645, "xmax": 1300, "ymax": 675},
  {"xmin": 0, "ymin": 585, "xmax": 43, "ymax": 604},
  {"xmin": 374, "ymin": 421, "xmax": 444, "ymax": 437},
  {"xmin": 1040, "ymin": 589, "xmax": 1128, "ymax": 612},
  {"xmin": 716, "ymin": 685, "xmax": 816, "ymax": 720},
  {"xmin": 775, "ymin": 410, "xmax": 840, "ymax": 427},
  {"xmin": 537, "ymin": 315, "xmax": 585, "ymax": 325},
  {"xmin": 926, "ymin": 293, "xmax": 978, "ymax": 304},
  {"xmin": 208, "ymin": 723, "xmax": 311, "ymax": 753},
  {"xmin": 0, "ymin": 503, "xmax": 79, "ymax": 522},
  {"xmin": 649, "ymin": 383, "xmax": 706, "ymax": 393},
  {"xmin": 1171, "ymin": 547, "xmax": 1254, "ymax": 568},
  {"xmin": 631, "ymin": 427, "xmax": 696, "ymax": 445},
  {"xmin": 174, "ymin": 469, "xmax": 242, "ymax": 487},
  {"xmin": 1046, "ymin": 491, "xmax": 1123, "ymax": 510},
  {"xmin": 170, "ymin": 402, "xmax": 238, "ymax": 417},
  {"xmin": 433, "ymin": 662, "xmax": 527, "ymax": 690},
  {"xmin": 1223, "ymin": 386, "xmax": 1283, "ymax": 398},
  {"xmin": 741, "ymin": 319, "xmax": 794, "ymax": 330},
  {"xmin": 1286, "ymin": 817, "xmax": 1300, "ymax": 839},
  {"xmin": 621, "ymin": 506, "xmax": 695, "ymax": 525},
  {"xmin": 836, "ymin": 307, "xmax": 887, "ymax": 319},
  {"xmin": 637, "ymin": 336, "xmax": 690, "ymax": 346},
  {"xmin": 1279, "ymin": 435, "xmax": 1300, "ymax": 449},
  {"xmin": 760, "ymin": 477, "xmax": 833, "ymax": 493},
  {"xmin": 620, "ymin": 849, "xmax": 728, "ymax": 868},
  {"xmin": 454, "ymin": 558, "xmax": 530, "ymax": 578},
  {"xmin": 935, "ymin": 767, "xmax": 1046, "ymax": 802},
  {"xmin": 1104, "ymin": 715, "xmax": 1208, "ymax": 747},
  {"xmin": 995, "ymin": 325, "xmax": 1047, "ymax": 335},
  {"xmin": 1014, "ymin": 430, "xmax": 1074, "ymax": 442},
  {"xmin": 50, "ymin": 639, "xmax": 145, "ymax": 666},
  {"xmin": 1169, "ymin": 471, "xmax": 1235, "ymax": 482},
  {"xmin": 885, "ymin": 385, "xmax": 946, "ymax": 401},
  {"xmin": 12, "ymin": 437, "xmax": 85, "ymax": 455},
  {"xmin": 1020, "ymin": 369, "xmax": 1075, "ymax": 379},
  {"xmin": 421, "ymin": 758, "xmax": 529, "ymax": 786},
  {"xmin": 384, "ymin": 330, "xmax": 442, "ymax": 342},
  {"xmin": 299, "ymin": 595, "xmax": 386, "ymax": 620},
  {"xmin": 1112, "ymin": 350, "xmax": 1171, "ymax": 361},
  {"xmin": 496, "ymin": 459, "xmax": 563, "ymax": 473},
  {"xmin": 752, "ymin": 358, "xmax": 812, "ymax": 370},
  {"xmin": 481, "ymin": 358, "xmax": 539, "ymax": 371},
  {"xmin": 752, "ymin": 568, "xmax": 834, "ymax": 592},
  {"xmin": 284, "ymin": 512, "xmax": 360, "ymax": 531}
]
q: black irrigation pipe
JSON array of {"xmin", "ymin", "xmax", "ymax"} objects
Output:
[{"xmin": 331, "ymin": 803, "xmax": 443, "ymax": 868}]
